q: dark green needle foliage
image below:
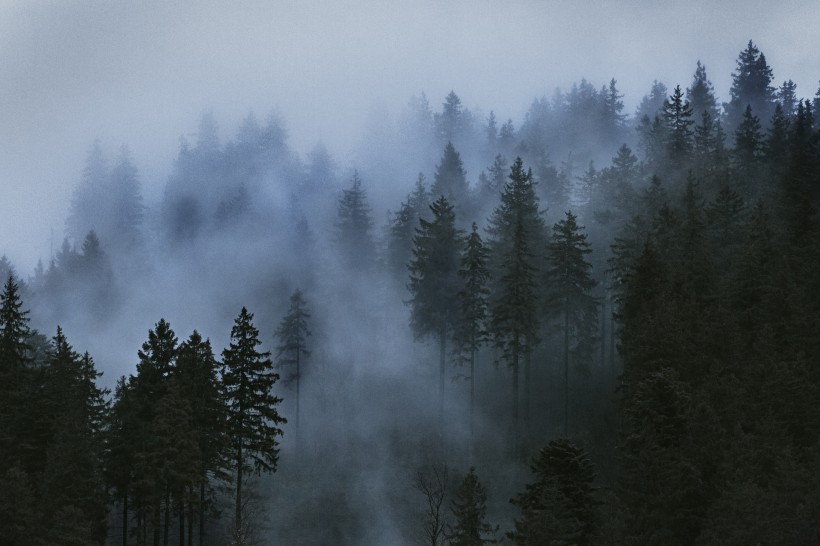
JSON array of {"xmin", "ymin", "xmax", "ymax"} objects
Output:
[
  {"xmin": 447, "ymin": 467, "xmax": 498, "ymax": 545},
  {"xmin": 221, "ymin": 307, "xmax": 286, "ymax": 534},
  {"xmin": 509, "ymin": 439, "xmax": 598, "ymax": 546}
]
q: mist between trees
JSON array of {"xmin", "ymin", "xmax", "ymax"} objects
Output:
[{"xmin": 1, "ymin": 39, "xmax": 819, "ymax": 544}]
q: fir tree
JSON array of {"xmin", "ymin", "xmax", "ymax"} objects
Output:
[
  {"xmin": 336, "ymin": 171, "xmax": 375, "ymax": 269},
  {"xmin": 686, "ymin": 61, "xmax": 719, "ymax": 120},
  {"xmin": 662, "ymin": 85, "xmax": 695, "ymax": 169},
  {"xmin": 408, "ymin": 196, "xmax": 462, "ymax": 426},
  {"xmin": 432, "ymin": 142, "xmax": 472, "ymax": 223},
  {"xmin": 509, "ymin": 439, "xmax": 598, "ymax": 546},
  {"xmin": 275, "ymin": 289, "xmax": 312, "ymax": 438},
  {"xmin": 545, "ymin": 211, "xmax": 598, "ymax": 436},
  {"xmin": 221, "ymin": 307, "xmax": 286, "ymax": 536},
  {"xmin": 447, "ymin": 467, "xmax": 498, "ymax": 545},
  {"xmin": 455, "ymin": 223, "xmax": 490, "ymax": 436}
]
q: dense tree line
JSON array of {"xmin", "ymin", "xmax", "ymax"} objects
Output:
[{"xmin": 1, "ymin": 39, "xmax": 818, "ymax": 543}]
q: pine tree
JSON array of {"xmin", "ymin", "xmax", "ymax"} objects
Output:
[
  {"xmin": 545, "ymin": 211, "xmax": 598, "ymax": 436},
  {"xmin": 431, "ymin": 142, "xmax": 472, "ymax": 222},
  {"xmin": 447, "ymin": 467, "xmax": 498, "ymax": 545},
  {"xmin": 408, "ymin": 196, "xmax": 462, "ymax": 426},
  {"xmin": 388, "ymin": 174, "xmax": 430, "ymax": 278},
  {"xmin": 686, "ymin": 61, "xmax": 719, "ymax": 120},
  {"xmin": 0, "ymin": 274, "xmax": 32, "ymax": 466},
  {"xmin": 175, "ymin": 331, "xmax": 229, "ymax": 544},
  {"xmin": 336, "ymin": 171, "xmax": 375, "ymax": 269},
  {"xmin": 455, "ymin": 224, "xmax": 490, "ymax": 436},
  {"xmin": 221, "ymin": 307, "xmax": 286, "ymax": 536},
  {"xmin": 487, "ymin": 158, "xmax": 543, "ymax": 440},
  {"xmin": 726, "ymin": 40, "xmax": 775, "ymax": 132},
  {"xmin": 509, "ymin": 439, "xmax": 598, "ymax": 545},
  {"xmin": 275, "ymin": 289, "xmax": 312, "ymax": 438},
  {"xmin": 436, "ymin": 91, "xmax": 464, "ymax": 144},
  {"xmin": 662, "ymin": 85, "xmax": 695, "ymax": 169}
]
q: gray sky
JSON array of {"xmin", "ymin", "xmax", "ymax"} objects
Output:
[{"xmin": 1, "ymin": 0, "xmax": 818, "ymax": 271}]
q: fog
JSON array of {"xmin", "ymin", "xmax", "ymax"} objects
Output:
[
  {"xmin": 2, "ymin": 1, "xmax": 819, "ymax": 270},
  {"xmin": 1, "ymin": 1, "xmax": 819, "ymax": 543}
]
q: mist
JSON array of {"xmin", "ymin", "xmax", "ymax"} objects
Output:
[{"xmin": 1, "ymin": 1, "xmax": 820, "ymax": 544}]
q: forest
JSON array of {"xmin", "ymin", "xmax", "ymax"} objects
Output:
[{"xmin": 0, "ymin": 39, "xmax": 819, "ymax": 545}]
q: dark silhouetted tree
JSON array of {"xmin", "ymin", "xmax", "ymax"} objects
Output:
[
  {"xmin": 447, "ymin": 467, "xmax": 498, "ymax": 545},
  {"xmin": 408, "ymin": 196, "xmax": 462, "ymax": 426},
  {"xmin": 221, "ymin": 307, "xmax": 285, "ymax": 537},
  {"xmin": 275, "ymin": 289, "xmax": 311, "ymax": 438},
  {"xmin": 509, "ymin": 439, "xmax": 598, "ymax": 545}
]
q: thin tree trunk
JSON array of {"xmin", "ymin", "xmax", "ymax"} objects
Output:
[
  {"xmin": 296, "ymin": 348, "xmax": 300, "ymax": 445},
  {"xmin": 512, "ymin": 332, "xmax": 519, "ymax": 452},
  {"xmin": 123, "ymin": 493, "xmax": 128, "ymax": 546},
  {"xmin": 179, "ymin": 492, "xmax": 184, "ymax": 546},
  {"xmin": 163, "ymin": 489, "xmax": 170, "ymax": 546},
  {"xmin": 153, "ymin": 497, "xmax": 161, "ymax": 546},
  {"xmin": 524, "ymin": 345, "xmax": 531, "ymax": 436},
  {"xmin": 600, "ymin": 287, "xmax": 607, "ymax": 370},
  {"xmin": 199, "ymin": 481, "xmax": 205, "ymax": 546},
  {"xmin": 187, "ymin": 484, "xmax": 193, "ymax": 546},
  {"xmin": 469, "ymin": 341, "xmax": 475, "ymax": 438},
  {"xmin": 564, "ymin": 304, "xmax": 570, "ymax": 437},
  {"xmin": 235, "ymin": 446, "xmax": 243, "ymax": 538},
  {"xmin": 439, "ymin": 329, "xmax": 446, "ymax": 429}
]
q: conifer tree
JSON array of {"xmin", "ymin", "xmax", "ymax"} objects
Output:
[
  {"xmin": 336, "ymin": 171, "xmax": 375, "ymax": 269},
  {"xmin": 509, "ymin": 439, "xmax": 598, "ymax": 545},
  {"xmin": 487, "ymin": 158, "xmax": 543, "ymax": 440},
  {"xmin": 432, "ymin": 143, "xmax": 472, "ymax": 222},
  {"xmin": 455, "ymin": 223, "xmax": 490, "ymax": 436},
  {"xmin": 175, "ymin": 331, "xmax": 229, "ymax": 544},
  {"xmin": 275, "ymin": 289, "xmax": 312, "ymax": 437},
  {"xmin": 686, "ymin": 61, "xmax": 719, "ymax": 120},
  {"xmin": 726, "ymin": 40, "xmax": 775, "ymax": 132},
  {"xmin": 221, "ymin": 307, "xmax": 285, "ymax": 536},
  {"xmin": 0, "ymin": 274, "xmax": 32, "ymax": 466},
  {"xmin": 662, "ymin": 85, "xmax": 695, "ymax": 169},
  {"xmin": 408, "ymin": 196, "xmax": 462, "ymax": 426},
  {"xmin": 389, "ymin": 174, "xmax": 431, "ymax": 278},
  {"xmin": 447, "ymin": 467, "xmax": 498, "ymax": 545},
  {"xmin": 545, "ymin": 211, "xmax": 598, "ymax": 436}
]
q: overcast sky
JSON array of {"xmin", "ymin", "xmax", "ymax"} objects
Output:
[{"xmin": 1, "ymin": 0, "xmax": 818, "ymax": 271}]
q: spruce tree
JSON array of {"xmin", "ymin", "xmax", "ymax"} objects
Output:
[
  {"xmin": 686, "ymin": 61, "xmax": 719, "ymax": 120},
  {"xmin": 432, "ymin": 142, "xmax": 472, "ymax": 222},
  {"xmin": 0, "ymin": 274, "xmax": 32, "ymax": 466},
  {"xmin": 447, "ymin": 467, "xmax": 498, "ymax": 545},
  {"xmin": 336, "ymin": 171, "xmax": 375, "ymax": 269},
  {"xmin": 509, "ymin": 439, "xmax": 598, "ymax": 546},
  {"xmin": 275, "ymin": 289, "xmax": 312, "ymax": 437},
  {"xmin": 662, "ymin": 85, "xmax": 695, "ymax": 169},
  {"xmin": 545, "ymin": 211, "xmax": 598, "ymax": 436},
  {"xmin": 455, "ymin": 223, "xmax": 490, "ymax": 436},
  {"xmin": 408, "ymin": 196, "xmax": 462, "ymax": 426},
  {"xmin": 175, "ymin": 331, "xmax": 229, "ymax": 544},
  {"xmin": 221, "ymin": 307, "xmax": 285, "ymax": 536},
  {"xmin": 487, "ymin": 158, "xmax": 543, "ymax": 441}
]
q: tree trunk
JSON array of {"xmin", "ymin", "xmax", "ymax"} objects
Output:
[
  {"xmin": 163, "ymin": 489, "xmax": 170, "ymax": 546},
  {"xmin": 235, "ymin": 446, "xmax": 243, "ymax": 538},
  {"xmin": 153, "ymin": 497, "xmax": 161, "ymax": 546},
  {"xmin": 512, "ymin": 332, "xmax": 519, "ymax": 451},
  {"xmin": 439, "ymin": 329, "xmax": 446, "ymax": 429},
  {"xmin": 187, "ymin": 484, "xmax": 193, "ymax": 546},
  {"xmin": 564, "ymin": 304, "xmax": 570, "ymax": 437},
  {"xmin": 296, "ymin": 348, "xmax": 301, "ymax": 445},
  {"xmin": 469, "ymin": 340, "xmax": 475, "ymax": 438},
  {"xmin": 199, "ymin": 481, "xmax": 205, "ymax": 546},
  {"xmin": 179, "ymin": 492, "xmax": 184, "ymax": 546},
  {"xmin": 524, "ymin": 345, "xmax": 531, "ymax": 436},
  {"xmin": 123, "ymin": 493, "xmax": 128, "ymax": 546}
]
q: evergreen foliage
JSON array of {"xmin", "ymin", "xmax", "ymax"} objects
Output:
[{"xmin": 221, "ymin": 307, "xmax": 286, "ymax": 535}]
